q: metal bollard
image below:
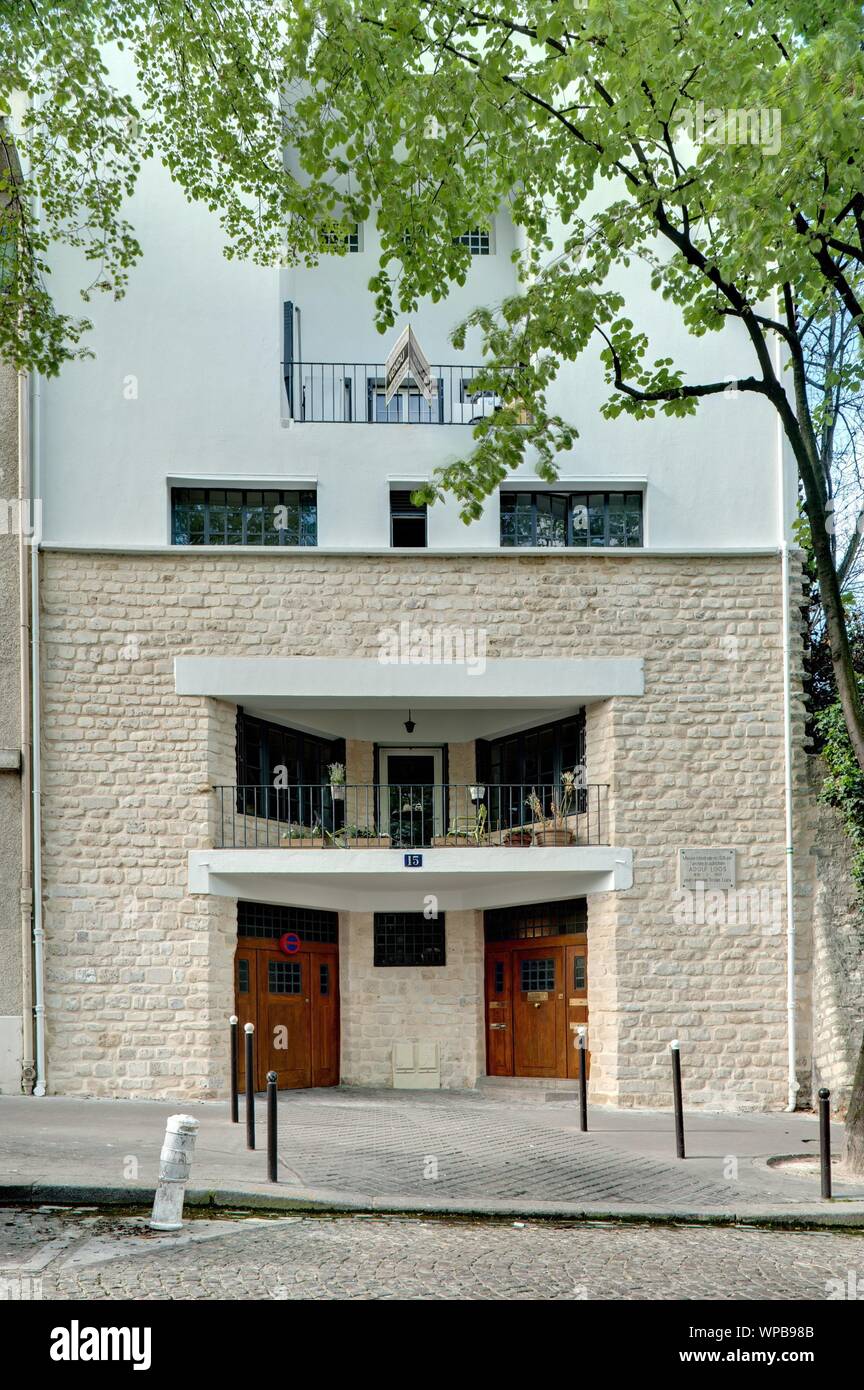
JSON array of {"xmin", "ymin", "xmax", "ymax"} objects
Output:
[
  {"xmin": 267, "ymin": 1071, "xmax": 278, "ymax": 1183},
  {"xmin": 150, "ymin": 1114, "xmax": 199, "ymax": 1231},
  {"xmin": 818, "ymin": 1087, "xmax": 832, "ymax": 1199},
  {"xmin": 576, "ymin": 1026, "xmax": 588, "ymax": 1132},
  {"xmin": 229, "ymin": 1015, "xmax": 239, "ymax": 1124},
  {"xmin": 245, "ymin": 1022, "xmax": 255, "ymax": 1150},
  {"xmin": 670, "ymin": 1039, "xmax": 685, "ymax": 1159}
]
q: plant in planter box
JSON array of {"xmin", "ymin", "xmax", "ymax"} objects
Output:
[
  {"xmin": 280, "ymin": 820, "xmax": 326, "ymax": 847},
  {"xmin": 526, "ymin": 783, "xmax": 574, "ymax": 847},
  {"xmin": 326, "ymin": 823, "xmax": 390, "ymax": 848}
]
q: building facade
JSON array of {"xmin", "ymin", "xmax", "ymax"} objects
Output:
[{"xmin": 3, "ymin": 140, "xmax": 862, "ymax": 1112}]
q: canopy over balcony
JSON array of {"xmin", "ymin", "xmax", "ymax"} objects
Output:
[{"xmin": 175, "ymin": 655, "xmax": 644, "ymax": 741}]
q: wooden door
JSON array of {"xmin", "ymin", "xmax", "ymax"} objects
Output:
[
  {"xmin": 512, "ymin": 946, "xmax": 567, "ymax": 1077},
  {"xmin": 484, "ymin": 948, "xmax": 513, "ymax": 1076},
  {"xmin": 257, "ymin": 949, "xmax": 312, "ymax": 1089},
  {"xmin": 235, "ymin": 948, "xmax": 258, "ymax": 1090},
  {"xmin": 309, "ymin": 945, "xmax": 340, "ymax": 1087},
  {"xmin": 565, "ymin": 940, "xmax": 591, "ymax": 1080}
]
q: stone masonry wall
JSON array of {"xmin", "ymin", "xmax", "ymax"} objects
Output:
[
  {"xmin": 340, "ymin": 909, "xmax": 484, "ymax": 1089},
  {"xmin": 807, "ymin": 757, "xmax": 864, "ymax": 1110},
  {"xmin": 38, "ymin": 548, "xmax": 809, "ymax": 1105}
]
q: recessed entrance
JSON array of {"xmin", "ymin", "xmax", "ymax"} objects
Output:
[
  {"xmin": 378, "ymin": 745, "xmax": 445, "ymax": 846},
  {"xmin": 484, "ymin": 900, "xmax": 589, "ymax": 1081},
  {"xmin": 234, "ymin": 901, "xmax": 339, "ymax": 1090}
]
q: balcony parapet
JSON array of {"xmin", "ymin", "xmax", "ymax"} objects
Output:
[{"xmin": 213, "ymin": 783, "xmax": 609, "ymax": 850}]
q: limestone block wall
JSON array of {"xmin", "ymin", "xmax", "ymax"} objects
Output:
[
  {"xmin": 807, "ymin": 757, "xmax": 864, "ymax": 1110},
  {"xmin": 37, "ymin": 547, "xmax": 810, "ymax": 1105},
  {"xmin": 340, "ymin": 909, "xmax": 484, "ymax": 1088}
]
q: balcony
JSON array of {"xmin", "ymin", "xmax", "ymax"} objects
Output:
[
  {"xmin": 214, "ymin": 783, "xmax": 608, "ymax": 849},
  {"xmin": 282, "ymin": 362, "xmax": 498, "ymax": 424}
]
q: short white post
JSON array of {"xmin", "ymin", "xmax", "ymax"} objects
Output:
[{"xmin": 149, "ymin": 1113, "xmax": 199, "ymax": 1231}]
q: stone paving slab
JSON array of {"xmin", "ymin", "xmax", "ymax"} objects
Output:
[{"xmin": 1, "ymin": 1089, "xmax": 862, "ymax": 1222}]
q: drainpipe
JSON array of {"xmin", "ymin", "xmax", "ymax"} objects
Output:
[
  {"xmin": 773, "ymin": 308, "xmax": 798, "ymax": 1113},
  {"xmin": 17, "ymin": 368, "xmax": 34, "ymax": 1092},
  {"xmin": 29, "ymin": 367, "xmax": 46, "ymax": 1097}
]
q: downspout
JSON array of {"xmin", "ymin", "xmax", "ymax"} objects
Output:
[
  {"xmin": 773, "ymin": 304, "xmax": 798, "ymax": 1112},
  {"xmin": 29, "ymin": 367, "xmax": 45, "ymax": 1096},
  {"xmin": 17, "ymin": 368, "xmax": 34, "ymax": 1092}
]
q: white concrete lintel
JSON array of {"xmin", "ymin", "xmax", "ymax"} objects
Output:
[
  {"xmin": 175, "ymin": 656, "xmax": 644, "ymax": 706},
  {"xmin": 189, "ymin": 846, "xmax": 633, "ymax": 912}
]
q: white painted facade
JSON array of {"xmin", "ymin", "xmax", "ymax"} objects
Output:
[{"xmin": 37, "ymin": 143, "xmax": 792, "ymax": 553}]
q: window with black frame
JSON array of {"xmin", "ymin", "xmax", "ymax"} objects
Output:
[
  {"xmin": 500, "ymin": 491, "xmax": 642, "ymax": 548},
  {"xmin": 171, "ymin": 487, "xmax": 317, "ymax": 547},
  {"xmin": 476, "ymin": 713, "xmax": 586, "ymax": 830},
  {"xmin": 236, "ymin": 711, "xmax": 345, "ymax": 828},
  {"xmin": 373, "ymin": 912, "xmax": 446, "ymax": 967}
]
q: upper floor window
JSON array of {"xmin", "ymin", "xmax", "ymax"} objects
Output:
[
  {"xmin": 390, "ymin": 489, "xmax": 427, "ymax": 547},
  {"xmin": 453, "ymin": 228, "xmax": 491, "ymax": 255},
  {"xmin": 171, "ymin": 488, "xmax": 317, "ymax": 547},
  {"xmin": 500, "ymin": 491, "xmax": 643, "ymax": 549},
  {"xmin": 320, "ymin": 221, "xmax": 362, "ymax": 252}
]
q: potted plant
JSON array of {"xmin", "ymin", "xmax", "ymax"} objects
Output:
[
  {"xmin": 280, "ymin": 820, "xmax": 327, "ymax": 848},
  {"xmin": 326, "ymin": 824, "xmax": 391, "ymax": 848},
  {"xmin": 327, "ymin": 761, "xmax": 346, "ymax": 801},
  {"xmin": 526, "ymin": 783, "xmax": 574, "ymax": 847}
]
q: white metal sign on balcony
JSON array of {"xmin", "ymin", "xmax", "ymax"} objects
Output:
[{"xmin": 384, "ymin": 325, "xmax": 434, "ymax": 405}]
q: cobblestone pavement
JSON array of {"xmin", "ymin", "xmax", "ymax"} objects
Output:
[
  {"xmin": 2, "ymin": 1208, "xmax": 863, "ymax": 1300},
  {"xmin": 269, "ymin": 1090, "xmax": 841, "ymax": 1205}
]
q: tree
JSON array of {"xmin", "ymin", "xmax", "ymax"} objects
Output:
[{"xmin": 4, "ymin": 1, "xmax": 864, "ymax": 1162}]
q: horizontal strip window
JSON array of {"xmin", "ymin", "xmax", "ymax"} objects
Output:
[
  {"xmin": 500, "ymin": 491, "xmax": 643, "ymax": 548},
  {"xmin": 237, "ymin": 900, "xmax": 339, "ymax": 944},
  {"xmin": 453, "ymin": 229, "xmax": 491, "ymax": 255},
  {"xmin": 320, "ymin": 221, "xmax": 361, "ymax": 252},
  {"xmin": 485, "ymin": 899, "xmax": 587, "ymax": 942},
  {"xmin": 171, "ymin": 488, "xmax": 317, "ymax": 547},
  {"xmin": 374, "ymin": 912, "xmax": 445, "ymax": 967}
]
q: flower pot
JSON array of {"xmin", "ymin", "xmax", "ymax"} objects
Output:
[
  {"xmin": 503, "ymin": 829, "xmax": 534, "ymax": 848},
  {"xmin": 534, "ymin": 827, "xmax": 573, "ymax": 847}
]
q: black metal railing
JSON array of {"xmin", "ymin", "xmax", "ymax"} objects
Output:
[
  {"xmin": 281, "ymin": 362, "xmax": 500, "ymax": 424},
  {"xmin": 214, "ymin": 783, "xmax": 609, "ymax": 849}
]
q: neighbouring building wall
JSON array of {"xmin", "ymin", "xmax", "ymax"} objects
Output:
[
  {"xmin": 0, "ymin": 361, "xmax": 23, "ymax": 1093},
  {"xmin": 807, "ymin": 757, "xmax": 864, "ymax": 1111},
  {"xmin": 340, "ymin": 909, "xmax": 484, "ymax": 1089}
]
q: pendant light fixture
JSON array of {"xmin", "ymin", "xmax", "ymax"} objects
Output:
[{"xmin": 404, "ymin": 708, "xmax": 416, "ymax": 734}]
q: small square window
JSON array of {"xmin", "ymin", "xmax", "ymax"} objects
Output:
[
  {"xmin": 520, "ymin": 958, "xmax": 555, "ymax": 992},
  {"xmin": 374, "ymin": 912, "xmax": 445, "ymax": 967},
  {"xmin": 454, "ymin": 228, "xmax": 491, "ymax": 255},
  {"xmin": 268, "ymin": 960, "xmax": 302, "ymax": 994}
]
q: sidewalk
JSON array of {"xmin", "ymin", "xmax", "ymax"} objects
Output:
[{"xmin": 1, "ymin": 1088, "xmax": 863, "ymax": 1227}]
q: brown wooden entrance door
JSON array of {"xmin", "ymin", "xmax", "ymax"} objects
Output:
[
  {"xmin": 512, "ymin": 946, "xmax": 567, "ymax": 1077},
  {"xmin": 483, "ymin": 933, "xmax": 588, "ymax": 1080},
  {"xmin": 234, "ymin": 942, "xmax": 340, "ymax": 1090},
  {"xmin": 484, "ymin": 948, "xmax": 514, "ymax": 1076},
  {"xmin": 565, "ymin": 939, "xmax": 590, "ymax": 1080}
]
